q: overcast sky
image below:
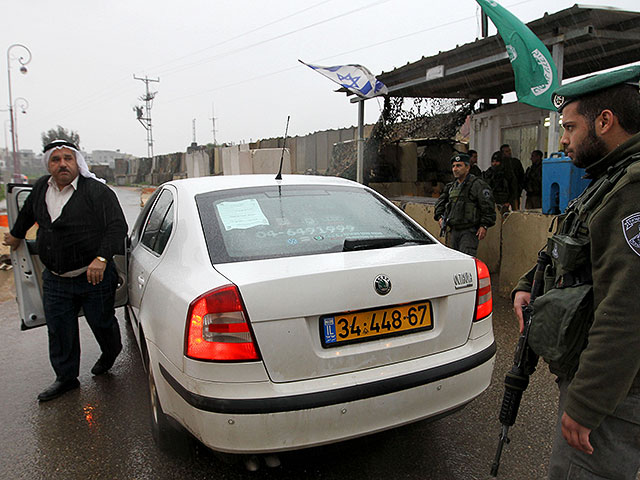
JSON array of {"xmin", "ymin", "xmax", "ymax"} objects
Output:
[{"xmin": 2, "ymin": 0, "xmax": 639, "ymax": 157}]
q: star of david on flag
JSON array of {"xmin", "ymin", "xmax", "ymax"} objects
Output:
[{"xmin": 299, "ymin": 60, "xmax": 388, "ymax": 99}]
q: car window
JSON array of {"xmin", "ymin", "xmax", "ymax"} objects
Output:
[
  {"xmin": 154, "ymin": 202, "xmax": 174, "ymax": 255},
  {"xmin": 129, "ymin": 187, "xmax": 161, "ymax": 249},
  {"xmin": 196, "ymin": 185, "xmax": 433, "ymax": 264},
  {"xmin": 17, "ymin": 190, "xmax": 30, "ymax": 211},
  {"xmin": 141, "ymin": 190, "xmax": 174, "ymax": 255}
]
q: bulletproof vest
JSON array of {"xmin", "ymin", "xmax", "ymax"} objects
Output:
[
  {"xmin": 446, "ymin": 177, "xmax": 479, "ymax": 227},
  {"xmin": 530, "ymin": 154, "xmax": 640, "ymax": 378},
  {"xmin": 546, "ymin": 155, "xmax": 640, "ymax": 288}
]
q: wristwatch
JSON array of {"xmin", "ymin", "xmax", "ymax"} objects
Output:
[{"xmin": 96, "ymin": 256, "xmax": 107, "ymax": 264}]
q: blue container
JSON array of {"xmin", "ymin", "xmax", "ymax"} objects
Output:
[{"xmin": 542, "ymin": 152, "xmax": 590, "ymax": 214}]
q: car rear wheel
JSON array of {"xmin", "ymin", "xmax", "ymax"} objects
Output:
[{"xmin": 146, "ymin": 353, "xmax": 190, "ymax": 454}]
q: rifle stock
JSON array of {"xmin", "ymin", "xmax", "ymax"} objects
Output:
[{"xmin": 490, "ymin": 250, "xmax": 550, "ymax": 477}]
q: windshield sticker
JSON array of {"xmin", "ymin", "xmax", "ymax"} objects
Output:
[
  {"xmin": 216, "ymin": 199, "xmax": 269, "ymax": 231},
  {"xmin": 255, "ymin": 225, "xmax": 356, "ymax": 238}
]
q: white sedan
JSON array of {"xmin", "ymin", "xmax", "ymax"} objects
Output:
[
  {"xmin": 126, "ymin": 174, "xmax": 495, "ymax": 454},
  {"xmin": 8, "ymin": 174, "xmax": 495, "ymax": 455}
]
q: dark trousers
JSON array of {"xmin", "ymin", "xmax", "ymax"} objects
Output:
[
  {"xmin": 449, "ymin": 227, "xmax": 479, "ymax": 256},
  {"xmin": 548, "ymin": 378, "xmax": 640, "ymax": 479},
  {"xmin": 42, "ymin": 262, "xmax": 121, "ymax": 382}
]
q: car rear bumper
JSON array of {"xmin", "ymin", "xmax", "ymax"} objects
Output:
[
  {"xmin": 161, "ymin": 341, "xmax": 495, "ymax": 414},
  {"xmin": 157, "ymin": 333, "xmax": 496, "ymax": 453}
]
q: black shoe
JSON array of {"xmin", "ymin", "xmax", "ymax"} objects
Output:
[
  {"xmin": 91, "ymin": 343, "xmax": 122, "ymax": 375},
  {"xmin": 37, "ymin": 379, "xmax": 80, "ymax": 402}
]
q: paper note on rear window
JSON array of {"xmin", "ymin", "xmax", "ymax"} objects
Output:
[{"xmin": 216, "ymin": 199, "xmax": 269, "ymax": 231}]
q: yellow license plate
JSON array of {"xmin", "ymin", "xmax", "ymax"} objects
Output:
[{"xmin": 320, "ymin": 300, "xmax": 433, "ymax": 347}]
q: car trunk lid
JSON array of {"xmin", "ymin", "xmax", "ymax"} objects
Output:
[{"xmin": 214, "ymin": 245, "xmax": 479, "ymax": 383}]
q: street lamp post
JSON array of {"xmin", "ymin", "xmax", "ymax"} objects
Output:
[
  {"xmin": 12, "ymin": 97, "xmax": 29, "ymax": 179},
  {"xmin": 6, "ymin": 44, "xmax": 31, "ymax": 182}
]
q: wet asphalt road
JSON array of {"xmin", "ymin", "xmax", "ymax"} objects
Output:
[{"xmin": 0, "ymin": 186, "xmax": 559, "ymax": 480}]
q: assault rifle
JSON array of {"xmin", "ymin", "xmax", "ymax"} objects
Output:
[
  {"xmin": 490, "ymin": 250, "xmax": 551, "ymax": 477},
  {"xmin": 439, "ymin": 215, "xmax": 448, "ymax": 238}
]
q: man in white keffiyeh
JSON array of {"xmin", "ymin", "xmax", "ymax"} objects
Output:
[
  {"xmin": 41, "ymin": 139, "xmax": 105, "ymax": 184},
  {"xmin": 3, "ymin": 139, "xmax": 127, "ymax": 402}
]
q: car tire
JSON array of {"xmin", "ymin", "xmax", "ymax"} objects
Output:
[{"xmin": 146, "ymin": 353, "xmax": 190, "ymax": 454}]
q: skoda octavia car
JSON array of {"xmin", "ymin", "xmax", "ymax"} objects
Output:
[
  {"xmin": 126, "ymin": 174, "xmax": 495, "ymax": 453},
  {"xmin": 7, "ymin": 174, "xmax": 495, "ymax": 454}
]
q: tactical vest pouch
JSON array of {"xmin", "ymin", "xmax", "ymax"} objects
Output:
[
  {"xmin": 529, "ymin": 284, "xmax": 594, "ymax": 379},
  {"xmin": 546, "ymin": 234, "xmax": 590, "ymax": 276},
  {"xmin": 464, "ymin": 202, "xmax": 479, "ymax": 225}
]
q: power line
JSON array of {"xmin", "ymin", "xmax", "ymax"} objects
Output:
[
  {"xmin": 29, "ymin": 0, "xmax": 535, "ymax": 133},
  {"xmin": 153, "ymin": 0, "xmax": 394, "ymax": 78},
  {"xmin": 144, "ymin": 0, "xmax": 336, "ymax": 75},
  {"xmin": 163, "ymin": 0, "xmax": 535, "ymax": 104},
  {"xmin": 27, "ymin": 1, "xmax": 339, "ymax": 126}
]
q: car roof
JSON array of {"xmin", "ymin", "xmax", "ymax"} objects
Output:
[{"xmin": 165, "ymin": 174, "xmax": 362, "ymax": 196}]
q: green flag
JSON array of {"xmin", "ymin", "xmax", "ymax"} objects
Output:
[{"xmin": 476, "ymin": 0, "xmax": 559, "ymax": 110}]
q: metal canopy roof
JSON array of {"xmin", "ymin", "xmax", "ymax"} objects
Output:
[{"xmin": 366, "ymin": 4, "xmax": 640, "ymax": 102}]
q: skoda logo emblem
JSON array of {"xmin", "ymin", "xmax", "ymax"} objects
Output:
[{"xmin": 374, "ymin": 274, "xmax": 392, "ymax": 296}]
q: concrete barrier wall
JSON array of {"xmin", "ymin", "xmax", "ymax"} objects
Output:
[
  {"xmin": 220, "ymin": 146, "xmax": 291, "ymax": 175},
  {"xmin": 185, "ymin": 149, "xmax": 210, "ymax": 178},
  {"xmin": 253, "ymin": 125, "xmax": 374, "ymax": 174},
  {"xmin": 498, "ymin": 211, "xmax": 554, "ymax": 297},
  {"xmin": 252, "ymin": 149, "xmax": 291, "ymax": 174},
  {"xmin": 108, "ymin": 124, "xmax": 372, "ymax": 183}
]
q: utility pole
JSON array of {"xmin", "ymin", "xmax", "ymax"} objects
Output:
[
  {"xmin": 192, "ymin": 118, "xmax": 196, "ymax": 145},
  {"xmin": 209, "ymin": 102, "xmax": 218, "ymax": 145},
  {"xmin": 133, "ymin": 75, "xmax": 159, "ymax": 160}
]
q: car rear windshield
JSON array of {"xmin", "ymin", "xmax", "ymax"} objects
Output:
[{"xmin": 196, "ymin": 184, "xmax": 434, "ymax": 264}]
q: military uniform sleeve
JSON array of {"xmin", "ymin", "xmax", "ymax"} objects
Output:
[
  {"xmin": 95, "ymin": 186, "xmax": 128, "ymax": 260},
  {"xmin": 564, "ymin": 181, "xmax": 640, "ymax": 429},
  {"xmin": 474, "ymin": 179, "xmax": 496, "ymax": 228},
  {"xmin": 510, "ymin": 264, "xmax": 536, "ymax": 301},
  {"xmin": 434, "ymin": 185, "xmax": 450, "ymax": 221}
]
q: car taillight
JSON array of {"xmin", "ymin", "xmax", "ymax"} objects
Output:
[
  {"xmin": 185, "ymin": 285, "xmax": 260, "ymax": 361},
  {"xmin": 474, "ymin": 258, "xmax": 492, "ymax": 321}
]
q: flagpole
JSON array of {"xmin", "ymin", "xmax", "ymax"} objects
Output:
[{"xmin": 357, "ymin": 99, "xmax": 365, "ymax": 184}]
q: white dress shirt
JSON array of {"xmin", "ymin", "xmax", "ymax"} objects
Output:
[{"xmin": 45, "ymin": 175, "xmax": 79, "ymax": 222}]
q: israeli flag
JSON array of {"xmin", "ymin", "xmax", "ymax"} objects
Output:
[{"xmin": 299, "ymin": 60, "xmax": 388, "ymax": 99}]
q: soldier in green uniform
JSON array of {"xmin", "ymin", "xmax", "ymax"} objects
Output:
[
  {"xmin": 512, "ymin": 66, "xmax": 640, "ymax": 479},
  {"xmin": 434, "ymin": 153, "xmax": 496, "ymax": 256}
]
